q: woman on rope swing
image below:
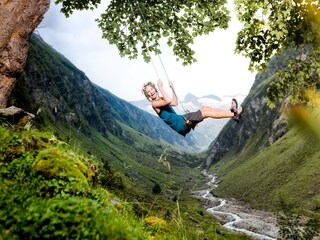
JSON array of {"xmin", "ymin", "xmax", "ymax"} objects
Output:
[{"xmin": 142, "ymin": 80, "xmax": 244, "ymax": 137}]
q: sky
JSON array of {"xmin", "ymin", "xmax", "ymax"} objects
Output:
[{"xmin": 38, "ymin": 1, "xmax": 256, "ymax": 102}]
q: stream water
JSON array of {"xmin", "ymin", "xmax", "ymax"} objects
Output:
[{"xmin": 193, "ymin": 171, "xmax": 279, "ymax": 240}]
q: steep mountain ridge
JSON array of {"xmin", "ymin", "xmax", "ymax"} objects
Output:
[
  {"xmin": 203, "ymin": 51, "xmax": 320, "ymax": 211},
  {"xmin": 11, "ymin": 35, "xmax": 119, "ymax": 138},
  {"xmin": 95, "ymin": 85, "xmax": 198, "ymax": 150},
  {"xmin": 10, "ymin": 34, "xmax": 197, "ymax": 150},
  {"xmin": 204, "ymin": 54, "xmax": 290, "ymax": 168}
]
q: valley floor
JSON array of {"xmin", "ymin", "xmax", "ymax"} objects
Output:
[{"xmin": 194, "ymin": 172, "xmax": 278, "ymax": 240}]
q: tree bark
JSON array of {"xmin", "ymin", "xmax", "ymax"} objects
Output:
[{"xmin": 0, "ymin": 0, "xmax": 50, "ymax": 108}]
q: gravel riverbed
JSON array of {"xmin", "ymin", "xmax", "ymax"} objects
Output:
[{"xmin": 193, "ymin": 172, "xmax": 279, "ymax": 240}]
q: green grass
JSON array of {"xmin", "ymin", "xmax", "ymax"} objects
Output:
[
  {"xmin": 211, "ymin": 127, "xmax": 320, "ymax": 211},
  {"xmin": 0, "ymin": 124, "xmax": 252, "ymax": 239},
  {"xmin": 0, "ymin": 125, "xmax": 149, "ymax": 239},
  {"xmin": 48, "ymin": 119, "xmax": 202, "ymax": 190}
]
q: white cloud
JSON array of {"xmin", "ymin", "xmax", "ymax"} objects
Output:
[{"xmin": 38, "ymin": 2, "xmax": 256, "ymax": 102}]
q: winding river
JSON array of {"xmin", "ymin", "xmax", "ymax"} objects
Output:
[{"xmin": 194, "ymin": 171, "xmax": 278, "ymax": 240}]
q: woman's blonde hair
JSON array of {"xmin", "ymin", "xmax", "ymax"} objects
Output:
[{"xmin": 142, "ymin": 81, "xmax": 157, "ymax": 101}]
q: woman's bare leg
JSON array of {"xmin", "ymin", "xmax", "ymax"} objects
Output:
[{"xmin": 200, "ymin": 106, "xmax": 234, "ymax": 119}]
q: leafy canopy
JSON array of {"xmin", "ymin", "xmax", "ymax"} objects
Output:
[
  {"xmin": 55, "ymin": 0, "xmax": 320, "ymax": 106},
  {"xmin": 234, "ymin": 0, "xmax": 320, "ymax": 106},
  {"xmin": 55, "ymin": 0, "xmax": 230, "ymax": 65}
]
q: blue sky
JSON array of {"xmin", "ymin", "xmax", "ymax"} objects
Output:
[{"xmin": 38, "ymin": 1, "xmax": 256, "ymax": 101}]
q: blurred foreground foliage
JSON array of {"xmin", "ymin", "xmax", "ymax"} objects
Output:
[
  {"xmin": 0, "ymin": 124, "xmax": 250, "ymax": 239},
  {"xmin": 287, "ymin": 90, "xmax": 320, "ymax": 143},
  {"xmin": 0, "ymin": 125, "xmax": 149, "ymax": 239},
  {"xmin": 276, "ymin": 90, "xmax": 320, "ymax": 239}
]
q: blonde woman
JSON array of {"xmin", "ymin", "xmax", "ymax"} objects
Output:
[{"xmin": 142, "ymin": 80, "xmax": 244, "ymax": 136}]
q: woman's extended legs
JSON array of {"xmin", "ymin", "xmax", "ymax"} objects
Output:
[
  {"xmin": 200, "ymin": 106, "xmax": 234, "ymax": 119},
  {"xmin": 199, "ymin": 98, "xmax": 244, "ymax": 121}
]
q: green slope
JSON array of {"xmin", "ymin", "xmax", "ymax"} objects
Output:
[
  {"xmin": 50, "ymin": 117, "xmax": 202, "ymax": 191},
  {"xmin": 0, "ymin": 124, "xmax": 251, "ymax": 240},
  {"xmin": 204, "ymin": 49, "xmax": 320, "ymax": 212},
  {"xmin": 212, "ymin": 125, "xmax": 320, "ymax": 211}
]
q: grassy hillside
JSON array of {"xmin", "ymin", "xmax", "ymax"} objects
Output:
[
  {"xmin": 205, "ymin": 49, "xmax": 320, "ymax": 213},
  {"xmin": 0, "ymin": 124, "xmax": 251, "ymax": 240},
  {"xmin": 48, "ymin": 116, "xmax": 202, "ymax": 192},
  {"xmin": 0, "ymin": 125, "xmax": 147, "ymax": 239},
  {"xmin": 7, "ymin": 34, "xmax": 200, "ymax": 192},
  {"xmin": 211, "ymin": 126, "xmax": 320, "ymax": 211},
  {"xmin": 204, "ymin": 50, "xmax": 299, "ymax": 169}
]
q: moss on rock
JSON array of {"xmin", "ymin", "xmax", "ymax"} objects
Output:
[{"xmin": 33, "ymin": 147, "xmax": 88, "ymax": 184}]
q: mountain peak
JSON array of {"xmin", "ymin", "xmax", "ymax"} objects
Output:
[
  {"xmin": 201, "ymin": 94, "xmax": 222, "ymax": 102},
  {"xmin": 183, "ymin": 93, "xmax": 199, "ymax": 103}
]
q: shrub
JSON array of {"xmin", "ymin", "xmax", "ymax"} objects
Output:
[{"xmin": 152, "ymin": 183, "xmax": 161, "ymax": 194}]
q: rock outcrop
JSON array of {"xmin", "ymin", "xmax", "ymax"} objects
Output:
[
  {"xmin": 0, "ymin": 106, "xmax": 35, "ymax": 129},
  {"xmin": 0, "ymin": 0, "xmax": 50, "ymax": 107}
]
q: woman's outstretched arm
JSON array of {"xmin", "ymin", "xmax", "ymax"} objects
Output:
[
  {"xmin": 152, "ymin": 79, "xmax": 172, "ymax": 108},
  {"xmin": 168, "ymin": 80, "xmax": 178, "ymax": 106}
]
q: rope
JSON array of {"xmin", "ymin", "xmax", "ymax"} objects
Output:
[
  {"xmin": 150, "ymin": 58, "xmax": 160, "ymax": 79},
  {"xmin": 171, "ymin": 87, "xmax": 188, "ymax": 113},
  {"xmin": 126, "ymin": 0, "xmax": 160, "ymax": 79},
  {"xmin": 127, "ymin": 0, "xmax": 188, "ymax": 113},
  {"xmin": 133, "ymin": 0, "xmax": 171, "ymax": 81}
]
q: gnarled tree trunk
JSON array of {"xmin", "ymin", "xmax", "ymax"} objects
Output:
[{"xmin": 0, "ymin": 0, "xmax": 50, "ymax": 108}]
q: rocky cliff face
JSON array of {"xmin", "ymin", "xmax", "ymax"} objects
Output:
[
  {"xmin": 10, "ymin": 34, "xmax": 120, "ymax": 138},
  {"xmin": 0, "ymin": 0, "xmax": 49, "ymax": 107},
  {"xmin": 204, "ymin": 55, "xmax": 289, "ymax": 168}
]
